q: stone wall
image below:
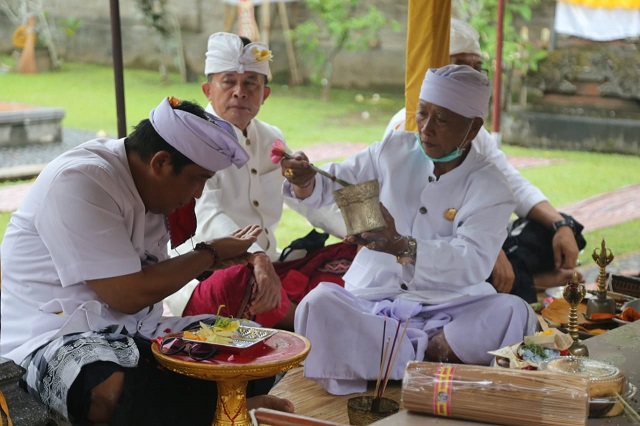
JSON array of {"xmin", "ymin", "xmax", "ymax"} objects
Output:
[
  {"xmin": 0, "ymin": 0, "xmax": 408, "ymax": 88},
  {"xmin": 504, "ymin": 0, "xmax": 640, "ymax": 154},
  {"xmin": 2, "ymin": 0, "xmax": 638, "ymax": 153}
]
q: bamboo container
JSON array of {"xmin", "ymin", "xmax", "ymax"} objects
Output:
[{"xmin": 402, "ymin": 361, "xmax": 589, "ymax": 426}]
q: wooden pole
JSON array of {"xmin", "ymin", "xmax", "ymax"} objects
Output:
[
  {"xmin": 492, "ymin": 0, "xmax": 505, "ymax": 140},
  {"xmin": 109, "ymin": 0, "xmax": 127, "ymax": 138},
  {"xmin": 260, "ymin": 0, "xmax": 271, "ymax": 46},
  {"xmin": 278, "ymin": 0, "xmax": 302, "ymax": 85},
  {"xmin": 223, "ymin": 4, "xmax": 237, "ymax": 33}
]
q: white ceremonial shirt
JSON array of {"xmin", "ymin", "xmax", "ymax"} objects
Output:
[
  {"xmin": 383, "ymin": 108, "xmax": 546, "ymax": 219},
  {"xmin": 164, "ymin": 106, "xmax": 345, "ymax": 316},
  {"xmin": 0, "ymin": 139, "xmax": 205, "ymax": 363},
  {"xmin": 284, "ymin": 131, "xmax": 516, "ymax": 304},
  {"xmin": 189, "ymin": 104, "xmax": 345, "ymax": 261}
]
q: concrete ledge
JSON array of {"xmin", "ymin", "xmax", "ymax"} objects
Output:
[
  {"xmin": 503, "ymin": 111, "xmax": 640, "ymax": 155},
  {"xmin": 0, "ymin": 104, "xmax": 65, "ymax": 147},
  {"xmin": 0, "ymin": 164, "xmax": 46, "ymax": 181}
]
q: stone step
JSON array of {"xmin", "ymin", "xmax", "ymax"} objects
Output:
[{"xmin": 0, "ymin": 357, "xmax": 51, "ymax": 425}]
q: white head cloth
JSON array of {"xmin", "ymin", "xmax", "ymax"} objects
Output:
[
  {"xmin": 450, "ymin": 18, "xmax": 481, "ymax": 56},
  {"xmin": 149, "ymin": 97, "xmax": 249, "ymax": 172},
  {"xmin": 419, "ymin": 64, "xmax": 491, "ymax": 118},
  {"xmin": 204, "ymin": 32, "xmax": 271, "ymax": 77}
]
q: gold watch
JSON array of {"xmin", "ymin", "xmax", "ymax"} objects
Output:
[{"xmin": 396, "ymin": 236, "xmax": 417, "ymax": 265}]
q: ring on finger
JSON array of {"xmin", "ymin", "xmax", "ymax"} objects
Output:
[{"xmin": 284, "ymin": 168, "xmax": 295, "ymax": 178}]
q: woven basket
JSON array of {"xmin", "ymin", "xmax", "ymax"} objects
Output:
[{"xmin": 611, "ymin": 274, "xmax": 640, "ymax": 298}]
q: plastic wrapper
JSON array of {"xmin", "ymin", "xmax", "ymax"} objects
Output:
[
  {"xmin": 540, "ymin": 357, "xmax": 636, "ymax": 418},
  {"xmin": 401, "ymin": 361, "xmax": 589, "ymax": 426}
]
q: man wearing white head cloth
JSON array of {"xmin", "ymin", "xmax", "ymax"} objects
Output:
[
  {"xmin": 385, "ymin": 18, "xmax": 584, "ymax": 304},
  {"xmin": 0, "ymin": 97, "xmax": 293, "ymax": 424},
  {"xmin": 280, "ymin": 64, "xmax": 539, "ymax": 395},
  {"xmin": 166, "ymin": 32, "xmax": 352, "ymax": 330}
]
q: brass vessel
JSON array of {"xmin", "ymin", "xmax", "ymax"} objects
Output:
[{"xmin": 333, "ymin": 179, "xmax": 386, "ymax": 236}]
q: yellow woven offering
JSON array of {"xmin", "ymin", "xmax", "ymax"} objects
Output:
[{"xmin": 184, "ymin": 307, "xmax": 240, "ymax": 345}]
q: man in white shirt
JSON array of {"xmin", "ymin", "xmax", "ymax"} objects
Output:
[
  {"xmin": 282, "ymin": 65, "xmax": 539, "ymax": 395},
  {"xmin": 0, "ymin": 97, "xmax": 292, "ymax": 424},
  {"xmin": 384, "ymin": 19, "xmax": 584, "ymax": 303},
  {"xmin": 167, "ymin": 32, "xmax": 354, "ymax": 330}
]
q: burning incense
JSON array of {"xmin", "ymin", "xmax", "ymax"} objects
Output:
[
  {"xmin": 380, "ymin": 319, "xmax": 410, "ymax": 397},
  {"xmin": 372, "ymin": 337, "xmax": 390, "ymax": 403},
  {"xmin": 371, "ymin": 317, "xmax": 409, "ymax": 412}
]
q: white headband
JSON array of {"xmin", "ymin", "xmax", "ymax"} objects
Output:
[
  {"xmin": 450, "ymin": 18, "xmax": 482, "ymax": 56},
  {"xmin": 149, "ymin": 97, "xmax": 249, "ymax": 172},
  {"xmin": 204, "ymin": 32, "xmax": 271, "ymax": 77},
  {"xmin": 419, "ymin": 65, "xmax": 491, "ymax": 118}
]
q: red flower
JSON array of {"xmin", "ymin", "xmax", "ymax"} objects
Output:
[{"xmin": 270, "ymin": 139, "xmax": 292, "ymax": 164}]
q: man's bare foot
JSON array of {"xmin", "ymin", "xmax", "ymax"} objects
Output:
[
  {"xmin": 424, "ymin": 331, "xmax": 462, "ymax": 363},
  {"xmin": 533, "ymin": 268, "xmax": 584, "ymax": 290},
  {"xmin": 246, "ymin": 395, "xmax": 295, "ymax": 413}
]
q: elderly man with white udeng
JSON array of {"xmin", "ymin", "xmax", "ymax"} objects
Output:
[
  {"xmin": 281, "ymin": 64, "xmax": 539, "ymax": 395},
  {"xmin": 385, "ymin": 19, "xmax": 585, "ymax": 304}
]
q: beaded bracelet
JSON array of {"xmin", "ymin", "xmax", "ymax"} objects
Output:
[{"xmin": 194, "ymin": 242, "xmax": 217, "ymax": 265}]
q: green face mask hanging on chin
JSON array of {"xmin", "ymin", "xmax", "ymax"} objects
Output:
[{"xmin": 418, "ymin": 120, "xmax": 473, "ymax": 163}]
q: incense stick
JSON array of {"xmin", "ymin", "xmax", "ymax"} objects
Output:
[
  {"xmin": 373, "ymin": 337, "xmax": 390, "ymax": 401},
  {"xmin": 616, "ymin": 392, "xmax": 640, "ymax": 423},
  {"xmin": 380, "ymin": 319, "xmax": 410, "ymax": 397},
  {"xmin": 376, "ymin": 319, "xmax": 402, "ymax": 400},
  {"xmin": 373, "ymin": 317, "xmax": 387, "ymax": 393},
  {"xmin": 402, "ymin": 362, "xmax": 590, "ymax": 426}
]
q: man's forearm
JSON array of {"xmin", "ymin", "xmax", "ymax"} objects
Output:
[
  {"xmin": 88, "ymin": 249, "xmax": 216, "ymax": 315},
  {"xmin": 525, "ymin": 200, "xmax": 564, "ymax": 229}
]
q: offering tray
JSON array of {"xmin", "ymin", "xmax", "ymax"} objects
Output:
[
  {"xmin": 153, "ymin": 329, "xmax": 310, "ymax": 426},
  {"xmin": 181, "ymin": 325, "xmax": 277, "ymax": 354},
  {"xmin": 539, "ymin": 356, "xmax": 634, "ymax": 418},
  {"xmin": 541, "ymin": 298, "xmax": 618, "ymax": 336}
]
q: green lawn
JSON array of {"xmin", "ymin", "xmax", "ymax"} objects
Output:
[{"xmin": 1, "ymin": 59, "xmax": 639, "ymax": 264}]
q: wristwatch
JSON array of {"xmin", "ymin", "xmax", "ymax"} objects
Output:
[
  {"xmin": 396, "ymin": 236, "xmax": 417, "ymax": 266},
  {"xmin": 552, "ymin": 217, "xmax": 575, "ymax": 233}
]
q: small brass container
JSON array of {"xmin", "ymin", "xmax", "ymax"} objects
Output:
[{"xmin": 333, "ymin": 179, "xmax": 386, "ymax": 236}]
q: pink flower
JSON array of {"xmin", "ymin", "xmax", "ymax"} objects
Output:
[{"xmin": 270, "ymin": 139, "xmax": 292, "ymax": 164}]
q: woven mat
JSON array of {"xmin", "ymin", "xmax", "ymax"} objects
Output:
[{"xmin": 269, "ymin": 366, "xmax": 402, "ymax": 425}]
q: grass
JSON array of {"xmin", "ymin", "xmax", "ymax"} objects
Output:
[
  {"xmin": 0, "ymin": 60, "xmax": 401, "ymax": 148},
  {"xmin": 1, "ymin": 58, "xmax": 639, "ymax": 263}
]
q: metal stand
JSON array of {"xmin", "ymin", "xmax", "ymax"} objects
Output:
[
  {"xmin": 586, "ymin": 239, "xmax": 616, "ymax": 319},
  {"xmin": 563, "ymin": 272, "xmax": 589, "ymax": 356}
]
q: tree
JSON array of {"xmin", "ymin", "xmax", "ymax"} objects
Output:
[
  {"xmin": 454, "ymin": 0, "xmax": 547, "ymax": 109},
  {"xmin": 291, "ymin": 0, "xmax": 400, "ymax": 101},
  {"xmin": 134, "ymin": 0, "xmax": 187, "ymax": 82}
]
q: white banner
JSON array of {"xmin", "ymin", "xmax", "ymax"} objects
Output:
[{"xmin": 555, "ymin": 1, "xmax": 640, "ymax": 41}]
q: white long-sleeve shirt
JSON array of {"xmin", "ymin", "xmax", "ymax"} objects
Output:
[
  {"xmin": 1, "ymin": 139, "xmax": 205, "ymax": 363},
  {"xmin": 284, "ymin": 131, "xmax": 516, "ymax": 304},
  {"xmin": 384, "ymin": 108, "xmax": 546, "ymax": 218}
]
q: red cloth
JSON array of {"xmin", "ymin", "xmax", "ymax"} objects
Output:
[
  {"xmin": 167, "ymin": 199, "xmax": 197, "ymax": 249},
  {"xmin": 182, "ymin": 243, "xmax": 357, "ymax": 327}
]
